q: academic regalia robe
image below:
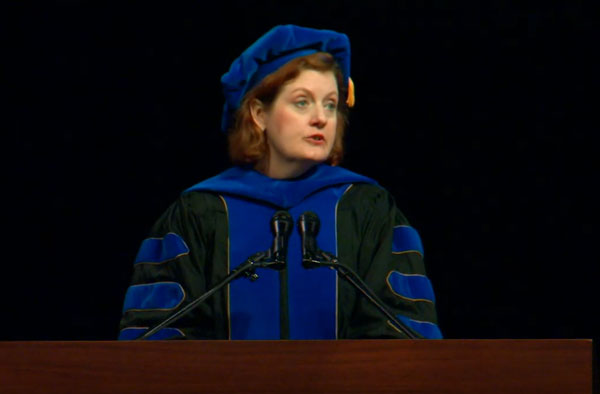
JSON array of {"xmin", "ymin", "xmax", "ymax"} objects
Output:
[{"xmin": 119, "ymin": 164, "xmax": 441, "ymax": 340}]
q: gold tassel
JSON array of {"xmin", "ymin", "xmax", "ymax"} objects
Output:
[{"xmin": 346, "ymin": 77, "xmax": 355, "ymax": 108}]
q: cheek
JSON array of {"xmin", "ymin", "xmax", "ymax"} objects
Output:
[
  {"xmin": 326, "ymin": 119, "xmax": 337, "ymax": 141},
  {"xmin": 330, "ymin": 117, "xmax": 338, "ymax": 133},
  {"xmin": 269, "ymin": 108, "xmax": 298, "ymax": 136}
]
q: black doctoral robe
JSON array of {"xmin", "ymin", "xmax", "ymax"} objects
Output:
[{"xmin": 119, "ymin": 165, "xmax": 441, "ymax": 340}]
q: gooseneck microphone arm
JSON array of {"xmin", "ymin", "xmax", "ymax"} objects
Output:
[
  {"xmin": 308, "ymin": 251, "xmax": 420, "ymax": 339},
  {"xmin": 137, "ymin": 251, "xmax": 268, "ymax": 340},
  {"xmin": 298, "ymin": 212, "xmax": 420, "ymax": 340},
  {"xmin": 137, "ymin": 211, "xmax": 293, "ymax": 341}
]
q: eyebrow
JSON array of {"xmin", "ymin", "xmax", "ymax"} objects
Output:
[{"xmin": 289, "ymin": 87, "xmax": 338, "ymax": 97}]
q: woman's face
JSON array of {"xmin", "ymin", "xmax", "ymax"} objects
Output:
[{"xmin": 258, "ymin": 69, "xmax": 338, "ymax": 175}]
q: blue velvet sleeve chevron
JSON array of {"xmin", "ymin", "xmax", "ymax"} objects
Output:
[
  {"xmin": 134, "ymin": 233, "xmax": 189, "ymax": 265},
  {"xmin": 122, "ymin": 282, "xmax": 185, "ymax": 313},
  {"xmin": 386, "ymin": 271, "xmax": 436, "ymax": 303},
  {"xmin": 392, "ymin": 225, "xmax": 424, "ymax": 256},
  {"xmin": 389, "ymin": 225, "xmax": 441, "ymax": 338},
  {"xmin": 395, "ymin": 315, "xmax": 443, "ymax": 339}
]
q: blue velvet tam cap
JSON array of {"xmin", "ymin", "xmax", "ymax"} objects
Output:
[{"xmin": 220, "ymin": 24, "xmax": 352, "ymax": 133}]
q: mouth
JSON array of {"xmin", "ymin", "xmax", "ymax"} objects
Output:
[{"xmin": 306, "ymin": 134, "xmax": 326, "ymax": 143}]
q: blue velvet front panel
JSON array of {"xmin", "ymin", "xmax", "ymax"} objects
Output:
[
  {"xmin": 224, "ymin": 196, "xmax": 280, "ymax": 340},
  {"xmin": 223, "ymin": 183, "xmax": 349, "ymax": 340},
  {"xmin": 287, "ymin": 184, "xmax": 350, "ymax": 340},
  {"xmin": 392, "ymin": 226, "xmax": 424, "ymax": 255}
]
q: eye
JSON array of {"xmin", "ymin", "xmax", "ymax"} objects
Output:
[
  {"xmin": 324, "ymin": 101, "xmax": 337, "ymax": 111},
  {"xmin": 294, "ymin": 99, "xmax": 309, "ymax": 108}
]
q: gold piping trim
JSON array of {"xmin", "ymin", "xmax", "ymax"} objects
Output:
[
  {"xmin": 408, "ymin": 317, "xmax": 438, "ymax": 325},
  {"xmin": 386, "ymin": 320, "xmax": 405, "ymax": 335},
  {"xmin": 135, "ymin": 252, "xmax": 189, "ymax": 265},
  {"xmin": 124, "ymin": 281, "xmax": 187, "ymax": 312},
  {"xmin": 334, "ymin": 184, "xmax": 354, "ymax": 339},
  {"xmin": 135, "ymin": 232, "xmax": 191, "ymax": 265},
  {"xmin": 393, "ymin": 272, "xmax": 427, "ymax": 277},
  {"xmin": 391, "ymin": 225, "xmax": 423, "ymax": 257},
  {"xmin": 385, "ymin": 318, "xmax": 437, "ymax": 337},
  {"xmin": 385, "ymin": 271, "xmax": 434, "ymax": 304},
  {"xmin": 218, "ymin": 194, "xmax": 232, "ymax": 340},
  {"xmin": 391, "ymin": 249, "xmax": 423, "ymax": 257}
]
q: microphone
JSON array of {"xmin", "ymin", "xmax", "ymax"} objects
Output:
[
  {"xmin": 297, "ymin": 211, "xmax": 420, "ymax": 339},
  {"xmin": 137, "ymin": 212, "xmax": 292, "ymax": 340},
  {"xmin": 297, "ymin": 211, "xmax": 321, "ymax": 268},
  {"xmin": 269, "ymin": 210, "xmax": 293, "ymax": 269}
]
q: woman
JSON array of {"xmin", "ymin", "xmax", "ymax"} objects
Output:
[{"xmin": 119, "ymin": 25, "xmax": 441, "ymax": 340}]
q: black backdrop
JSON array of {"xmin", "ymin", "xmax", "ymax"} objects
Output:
[{"xmin": 4, "ymin": 1, "xmax": 597, "ymax": 351}]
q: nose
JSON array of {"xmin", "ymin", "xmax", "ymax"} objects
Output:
[{"xmin": 309, "ymin": 104, "xmax": 328, "ymax": 129}]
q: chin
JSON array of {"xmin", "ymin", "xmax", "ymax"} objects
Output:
[
  {"xmin": 301, "ymin": 156, "xmax": 328, "ymax": 166},
  {"xmin": 302, "ymin": 149, "xmax": 332, "ymax": 163}
]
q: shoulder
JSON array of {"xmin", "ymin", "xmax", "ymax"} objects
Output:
[
  {"xmin": 339, "ymin": 183, "xmax": 392, "ymax": 210},
  {"xmin": 172, "ymin": 190, "xmax": 228, "ymax": 226},
  {"xmin": 158, "ymin": 190, "xmax": 227, "ymax": 218},
  {"xmin": 338, "ymin": 183, "xmax": 410, "ymax": 226},
  {"xmin": 179, "ymin": 190, "xmax": 227, "ymax": 214},
  {"xmin": 149, "ymin": 190, "xmax": 226, "ymax": 235}
]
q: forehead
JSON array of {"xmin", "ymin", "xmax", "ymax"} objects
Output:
[{"xmin": 280, "ymin": 70, "xmax": 338, "ymax": 95}]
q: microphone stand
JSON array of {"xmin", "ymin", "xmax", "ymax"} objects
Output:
[
  {"xmin": 137, "ymin": 251, "xmax": 284, "ymax": 340},
  {"xmin": 303, "ymin": 252, "xmax": 421, "ymax": 340}
]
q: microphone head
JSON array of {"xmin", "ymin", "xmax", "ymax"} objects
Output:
[
  {"xmin": 298, "ymin": 211, "xmax": 320, "ymax": 236},
  {"xmin": 298, "ymin": 211, "xmax": 321, "ymax": 268},
  {"xmin": 271, "ymin": 210, "xmax": 293, "ymax": 237}
]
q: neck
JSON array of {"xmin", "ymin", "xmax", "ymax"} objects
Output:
[{"xmin": 255, "ymin": 158, "xmax": 317, "ymax": 179}]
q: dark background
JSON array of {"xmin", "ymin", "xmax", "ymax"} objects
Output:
[{"xmin": 4, "ymin": 0, "xmax": 597, "ymax": 355}]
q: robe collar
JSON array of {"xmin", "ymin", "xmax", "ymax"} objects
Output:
[{"xmin": 185, "ymin": 164, "xmax": 376, "ymax": 209}]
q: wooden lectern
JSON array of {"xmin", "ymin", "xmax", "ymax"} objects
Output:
[{"xmin": 0, "ymin": 339, "xmax": 592, "ymax": 393}]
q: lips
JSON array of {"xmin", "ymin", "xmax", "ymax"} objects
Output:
[{"xmin": 306, "ymin": 134, "xmax": 325, "ymax": 143}]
